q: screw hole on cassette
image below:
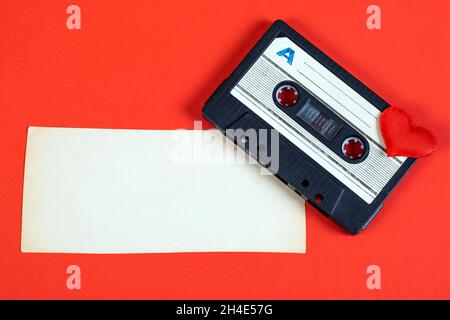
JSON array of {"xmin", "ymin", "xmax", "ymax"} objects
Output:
[
  {"xmin": 301, "ymin": 179, "xmax": 310, "ymax": 188},
  {"xmin": 273, "ymin": 81, "xmax": 299, "ymax": 108},
  {"xmin": 314, "ymin": 194, "xmax": 324, "ymax": 204}
]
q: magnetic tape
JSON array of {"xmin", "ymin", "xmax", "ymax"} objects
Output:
[{"xmin": 202, "ymin": 20, "xmax": 415, "ymax": 234}]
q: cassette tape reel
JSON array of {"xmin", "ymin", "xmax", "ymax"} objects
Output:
[{"xmin": 202, "ymin": 20, "xmax": 415, "ymax": 234}]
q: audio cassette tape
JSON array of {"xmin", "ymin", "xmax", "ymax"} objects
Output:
[{"xmin": 202, "ymin": 20, "xmax": 415, "ymax": 234}]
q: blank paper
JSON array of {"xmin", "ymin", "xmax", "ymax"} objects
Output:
[{"xmin": 21, "ymin": 127, "xmax": 306, "ymax": 253}]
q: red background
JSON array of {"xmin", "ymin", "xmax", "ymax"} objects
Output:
[{"xmin": 1, "ymin": 0, "xmax": 449, "ymax": 299}]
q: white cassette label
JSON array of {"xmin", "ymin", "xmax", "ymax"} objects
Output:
[{"xmin": 231, "ymin": 37, "xmax": 406, "ymax": 203}]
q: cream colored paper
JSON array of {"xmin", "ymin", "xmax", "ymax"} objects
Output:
[{"xmin": 21, "ymin": 127, "xmax": 306, "ymax": 253}]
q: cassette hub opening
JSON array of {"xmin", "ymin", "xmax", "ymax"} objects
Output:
[
  {"xmin": 342, "ymin": 137, "xmax": 365, "ymax": 160},
  {"xmin": 275, "ymin": 84, "xmax": 299, "ymax": 107}
]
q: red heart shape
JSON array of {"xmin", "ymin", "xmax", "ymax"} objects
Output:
[{"xmin": 379, "ymin": 106, "xmax": 438, "ymax": 157}]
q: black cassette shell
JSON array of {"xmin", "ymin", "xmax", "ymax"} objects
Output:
[{"xmin": 202, "ymin": 20, "xmax": 415, "ymax": 234}]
